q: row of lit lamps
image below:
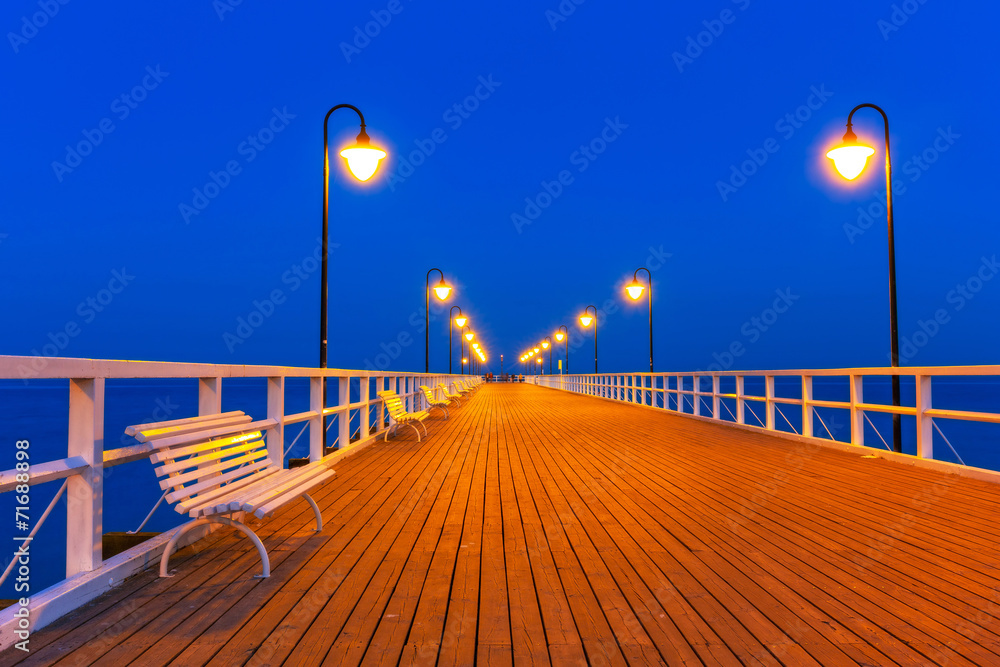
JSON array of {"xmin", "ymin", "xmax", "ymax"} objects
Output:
[
  {"xmin": 423, "ymin": 269, "xmax": 489, "ymax": 374},
  {"xmin": 520, "ymin": 268, "xmax": 653, "ymax": 375}
]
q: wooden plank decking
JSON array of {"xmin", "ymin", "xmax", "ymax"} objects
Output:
[{"xmin": 5, "ymin": 382, "xmax": 1000, "ymax": 666}]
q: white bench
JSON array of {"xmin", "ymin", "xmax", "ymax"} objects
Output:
[{"xmin": 125, "ymin": 410, "xmax": 335, "ymax": 578}]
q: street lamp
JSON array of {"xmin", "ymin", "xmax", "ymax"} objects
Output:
[
  {"xmin": 425, "ymin": 268, "xmax": 453, "ymax": 373},
  {"xmin": 579, "ymin": 305, "xmax": 598, "ymax": 373},
  {"xmin": 626, "ymin": 267, "xmax": 653, "ymax": 372},
  {"xmin": 449, "ymin": 307, "xmax": 466, "ymax": 375},
  {"xmin": 541, "ymin": 336, "xmax": 552, "ymax": 374},
  {"xmin": 826, "ymin": 103, "xmax": 901, "ymax": 453},
  {"xmin": 320, "ymin": 103, "xmax": 387, "ymax": 446},
  {"xmin": 555, "ymin": 325, "xmax": 568, "ymax": 373}
]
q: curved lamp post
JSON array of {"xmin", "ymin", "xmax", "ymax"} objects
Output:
[
  {"xmin": 555, "ymin": 325, "xmax": 568, "ymax": 374},
  {"xmin": 626, "ymin": 267, "xmax": 653, "ymax": 372},
  {"xmin": 826, "ymin": 103, "xmax": 901, "ymax": 453},
  {"xmin": 541, "ymin": 336, "xmax": 552, "ymax": 374},
  {"xmin": 449, "ymin": 307, "xmax": 466, "ymax": 374},
  {"xmin": 320, "ymin": 103, "xmax": 386, "ymax": 445},
  {"xmin": 579, "ymin": 305, "xmax": 598, "ymax": 373},
  {"xmin": 425, "ymin": 268, "xmax": 453, "ymax": 373}
]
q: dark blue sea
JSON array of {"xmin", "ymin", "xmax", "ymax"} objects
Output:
[{"xmin": 1, "ymin": 376, "xmax": 997, "ymax": 598}]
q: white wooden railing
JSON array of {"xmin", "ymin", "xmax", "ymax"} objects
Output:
[
  {"xmin": 0, "ymin": 355, "xmax": 464, "ymax": 648},
  {"xmin": 532, "ymin": 366, "xmax": 1000, "ymax": 467}
]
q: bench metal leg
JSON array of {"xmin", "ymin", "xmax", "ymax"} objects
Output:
[
  {"xmin": 160, "ymin": 516, "xmax": 270, "ymax": 579},
  {"xmin": 407, "ymin": 422, "xmax": 422, "ymax": 442},
  {"xmin": 302, "ymin": 492, "xmax": 323, "ymax": 532}
]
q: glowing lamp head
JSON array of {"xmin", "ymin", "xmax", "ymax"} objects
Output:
[
  {"xmin": 462, "ymin": 357, "xmax": 468, "ymax": 364},
  {"xmin": 626, "ymin": 280, "xmax": 645, "ymax": 300},
  {"xmin": 432, "ymin": 278, "xmax": 452, "ymax": 301},
  {"xmin": 465, "ymin": 332, "xmax": 474, "ymax": 341},
  {"xmin": 533, "ymin": 347, "xmax": 539, "ymax": 354},
  {"xmin": 536, "ymin": 358, "xmax": 542, "ymax": 364},
  {"xmin": 454, "ymin": 315, "xmax": 467, "ymax": 328},
  {"xmin": 555, "ymin": 332, "xmax": 565, "ymax": 342},
  {"xmin": 472, "ymin": 343, "xmax": 480, "ymax": 349},
  {"xmin": 339, "ymin": 127, "xmax": 386, "ymax": 181},
  {"xmin": 826, "ymin": 127, "xmax": 875, "ymax": 181},
  {"xmin": 541, "ymin": 341, "xmax": 549, "ymax": 349},
  {"xmin": 579, "ymin": 314, "xmax": 593, "ymax": 327}
]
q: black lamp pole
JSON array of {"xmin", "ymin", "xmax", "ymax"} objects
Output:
[
  {"xmin": 582, "ymin": 305, "xmax": 598, "ymax": 374},
  {"xmin": 557, "ymin": 325, "xmax": 569, "ymax": 374},
  {"xmin": 320, "ymin": 103, "xmax": 370, "ymax": 446},
  {"xmin": 425, "ymin": 268, "xmax": 447, "ymax": 374},
  {"xmin": 632, "ymin": 267, "xmax": 653, "ymax": 372},
  {"xmin": 448, "ymin": 306, "xmax": 463, "ymax": 375},
  {"xmin": 843, "ymin": 103, "xmax": 901, "ymax": 454}
]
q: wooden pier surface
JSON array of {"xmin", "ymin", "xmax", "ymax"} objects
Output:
[{"xmin": 5, "ymin": 382, "xmax": 1000, "ymax": 666}]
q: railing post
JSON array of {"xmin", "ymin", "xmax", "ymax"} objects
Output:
[
  {"xmin": 916, "ymin": 375, "xmax": 933, "ymax": 459},
  {"xmin": 676, "ymin": 375, "xmax": 683, "ymax": 412},
  {"xmin": 67, "ymin": 377, "xmax": 103, "ymax": 577},
  {"xmin": 267, "ymin": 376, "xmax": 285, "ymax": 465},
  {"xmin": 736, "ymin": 376, "xmax": 745, "ymax": 424},
  {"xmin": 712, "ymin": 375, "xmax": 720, "ymax": 420},
  {"xmin": 765, "ymin": 375, "xmax": 775, "ymax": 430},
  {"xmin": 801, "ymin": 375, "xmax": 813, "ymax": 438},
  {"xmin": 338, "ymin": 376, "xmax": 350, "ymax": 451},
  {"xmin": 310, "ymin": 376, "xmax": 323, "ymax": 461},
  {"xmin": 362, "ymin": 376, "xmax": 373, "ymax": 437},
  {"xmin": 693, "ymin": 376, "xmax": 701, "ymax": 416},
  {"xmin": 198, "ymin": 377, "xmax": 221, "ymax": 415},
  {"xmin": 850, "ymin": 374, "xmax": 864, "ymax": 446}
]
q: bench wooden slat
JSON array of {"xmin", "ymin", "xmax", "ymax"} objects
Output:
[
  {"xmin": 247, "ymin": 468, "xmax": 338, "ymax": 518},
  {"xmin": 165, "ymin": 457, "xmax": 274, "ymax": 504},
  {"xmin": 238, "ymin": 463, "xmax": 335, "ymax": 512},
  {"xmin": 125, "ymin": 410, "xmax": 247, "ymax": 437},
  {"xmin": 133, "ymin": 414, "xmax": 254, "ymax": 442},
  {"xmin": 158, "ymin": 449, "xmax": 270, "ymax": 490},
  {"xmin": 176, "ymin": 467, "xmax": 283, "ymax": 516},
  {"xmin": 155, "ymin": 436, "xmax": 265, "ymax": 473},
  {"xmin": 146, "ymin": 418, "xmax": 278, "ymax": 450}
]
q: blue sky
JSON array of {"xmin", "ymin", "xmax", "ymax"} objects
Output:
[{"xmin": 2, "ymin": 0, "xmax": 998, "ymax": 374}]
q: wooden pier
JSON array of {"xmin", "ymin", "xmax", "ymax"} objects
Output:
[{"xmin": 5, "ymin": 382, "xmax": 1000, "ymax": 666}]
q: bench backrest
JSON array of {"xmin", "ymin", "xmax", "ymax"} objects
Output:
[
  {"xmin": 377, "ymin": 390, "xmax": 410, "ymax": 420},
  {"xmin": 126, "ymin": 410, "xmax": 278, "ymax": 516},
  {"xmin": 438, "ymin": 383, "xmax": 457, "ymax": 395},
  {"xmin": 418, "ymin": 385, "xmax": 438, "ymax": 402}
]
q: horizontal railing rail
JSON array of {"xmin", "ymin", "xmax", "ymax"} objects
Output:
[
  {"xmin": 532, "ymin": 365, "xmax": 1000, "ymax": 468},
  {"xmin": 0, "ymin": 355, "xmax": 465, "ymax": 613}
]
